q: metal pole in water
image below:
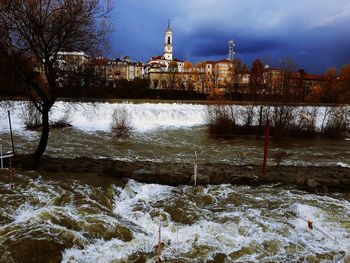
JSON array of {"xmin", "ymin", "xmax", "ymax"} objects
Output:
[
  {"xmin": 262, "ymin": 119, "xmax": 269, "ymax": 175},
  {"xmin": 8, "ymin": 111, "xmax": 15, "ymax": 157}
]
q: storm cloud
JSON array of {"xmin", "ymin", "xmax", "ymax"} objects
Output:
[{"xmin": 111, "ymin": 0, "xmax": 350, "ymax": 73}]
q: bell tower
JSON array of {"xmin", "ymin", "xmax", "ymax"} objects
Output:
[{"xmin": 164, "ymin": 20, "xmax": 173, "ymax": 60}]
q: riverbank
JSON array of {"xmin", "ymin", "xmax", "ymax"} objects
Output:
[{"xmin": 13, "ymin": 155, "xmax": 350, "ymax": 194}]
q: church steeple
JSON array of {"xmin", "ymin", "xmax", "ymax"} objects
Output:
[
  {"xmin": 166, "ymin": 19, "xmax": 171, "ymax": 32},
  {"xmin": 164, "ymin": 20, "xmax": 173, "ymax": 60}
]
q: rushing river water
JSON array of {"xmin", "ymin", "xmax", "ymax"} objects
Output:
[
  {"xmin": 0, "ymin": 101, "xmax": 349, "ymax": 262},
  {"xmin": 0, "ymin": 172, "xmax": 349, "ymax": 262},
  {"xmin": 0, "ymin": 101, "xmax": 349, "ymax": 166}
]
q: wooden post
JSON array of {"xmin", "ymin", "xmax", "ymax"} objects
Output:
[
  {"xmin": 8, "ymin": 111, "xmax": 15, "ymax": 156},
  {"xmin": 262, "ymin": 119, "xmax": 269, "ymax": 175}
]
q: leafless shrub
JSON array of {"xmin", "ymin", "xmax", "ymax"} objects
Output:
[
  {"xmin": 256, "ymin": 105, "xmax": 270, "ymax": 128},
  {"xmin": 236, "ymin": 105, "xmax": 271, "ymax": 135},
  {"xmin": 272, "ymin": 151, "xmax": 290, "ymax": 166},
  {"xmin": 239, "ymin": 105, "xmax": 255, "ymax": 127},
  {"xmin": 322, "ymin": 106, "xmax": 349, "ymax": 138},
  {"xmin": 21, "ymin": 102, "xmax": 41, "ymax": 130},
  {"xmin": 51, "ymin": 110, "xmax": 72, "ymax": 128},
  {"xmin": 292, "ymin": 107, "xmax": 318, "ymax": 137},
  {"xmin": 270, "ymin": 105, "xmax": 296, "ymax": 139},
  {"xmin": 206, "ymin": 104, "xmax": 349, "ymax": 139},
  {"xmin": 206, "ymin": 104, "xmax": 236, "ymax": 137},
  {"xmin": 111, "ymin": 107, "xmax": 133, "ymax": 138}
]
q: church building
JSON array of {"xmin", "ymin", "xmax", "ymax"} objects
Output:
[
  {"xmin": 146, "ymin": 21, "xmax": 184, "ymax": 73},
  {"xmin": 145, "ymin": 21, "xmax": 244, "ymax": 95}
]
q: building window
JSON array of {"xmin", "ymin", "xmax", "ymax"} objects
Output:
[{"xmin": 167, "ymin": 37, "xmax": 171, "ymax": 45}]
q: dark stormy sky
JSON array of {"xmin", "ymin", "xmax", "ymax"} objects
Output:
[{"xmin": 110, "ymin": 0, "xmax": 350, "ymax": 74}]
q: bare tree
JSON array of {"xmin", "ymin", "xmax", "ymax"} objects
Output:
[
  {"xmin": 0, "ymin": 0, "xmax": 112, "ymax": 159},
  {"xmin": 279, "ymin": 57, "xmax": 297, "ymax": 103},
  {"xmin": 271, "ymin": 57, "xmax": 297, "ymax": 139},
  {"xmin": 339, "ymin": 64, "xmax": 350, "ymax": 103},
  {"xmin": 227, "ymin": 58, "xmax": 247, "ymax": 100},
  {"xmin": 166, "ymin": 61, "xmax": 179, "ymax": 90},
  {"xmin": 249, "ymin": 59, "xmax": 265, "ymax": 101},
  {"xmin": 321, "ymin": 67, "xmax": 339, "ymax": 103}
]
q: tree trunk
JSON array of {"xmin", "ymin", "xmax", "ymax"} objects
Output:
[{"xmin": 34, "ymin": 105, "xmax": 50, "ymax": 160}]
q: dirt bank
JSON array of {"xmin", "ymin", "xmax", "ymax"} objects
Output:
[{"xmin": 13, "ymin": 155, "xmax": 350, "ymax": 193}]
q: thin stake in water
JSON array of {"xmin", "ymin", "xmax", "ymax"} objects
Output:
[{"xmin": 194, "ymin": 151, "xmax": 198, "ymax": 186}]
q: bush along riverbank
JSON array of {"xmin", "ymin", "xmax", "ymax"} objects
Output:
[
  {"xmin": 13, "ymin": 155, "xmax": 350, "ymax": 194},
  {"xmin": 206, "ymin": 104, "xmax": 350, "ymax": 139}
]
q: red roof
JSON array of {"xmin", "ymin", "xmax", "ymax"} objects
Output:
[
  {"xmin": 173, "ymin": 58, "xmax": 184, "ymax": 62},
  {"xmin": 90, "ymin": 58, "xmax": 108, "ymax": 65},
  {"xmin": 148, "ymin": 62, "xmax": 166, "ymax": 67},
  {"xmin": 151, "ymin": 55, "xmax": 164, "ymax": 60},
  {"xmin": 291, "ymin": 72, "xmax": 325, "ymax": 81},
  {"xmin": 303, "ymin": 74, "xmax": 325, "ymax": 81},
  {"xmin": 150, "ymin": 55, "xmax": 184, "ymax": 63}
]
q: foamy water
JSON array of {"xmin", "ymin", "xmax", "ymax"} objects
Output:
[
  {"xmin": 0, "ymin": 101, "xmax": 207, "ymax": 134},
  {"xmin": 63, "ymin": 180, "xmax": 349, "ymax": 263},
  {"xmin": 0, "ymin": 101, "xmax": 350, "ymax": 167},
  {"xmin": 1, "ymin": 172, "xmax": 348, "ymax": 262},
  {"xmin": 1, "ymin": 101, "xmax": 349, "ymax": 134}
]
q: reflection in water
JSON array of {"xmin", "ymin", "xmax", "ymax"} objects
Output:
[{"xmin": 0, "ymin": 172, "xmax": 349, "ymax": 262}]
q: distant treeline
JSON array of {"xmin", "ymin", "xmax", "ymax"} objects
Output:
[
  {"xmin": 0, "ymin": 78, "xmax": 207, "ymax": 100},
  {"xmin": 59, "ymin": 78, "xmax": 208, "ymax": 100}
]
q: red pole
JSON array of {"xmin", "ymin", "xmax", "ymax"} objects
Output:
[{"xmin": 262, "ymin": 119, "xmax": 269, "ymax": 175}]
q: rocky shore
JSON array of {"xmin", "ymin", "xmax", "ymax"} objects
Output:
[{"xmin": 14, "ymin": 155, "xmax": 350, "ymax": 193}]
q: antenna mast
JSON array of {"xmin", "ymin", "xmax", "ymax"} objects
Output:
[{"xmin": 228, "ymin": 40, "xmax": 235, "ymax": 61}]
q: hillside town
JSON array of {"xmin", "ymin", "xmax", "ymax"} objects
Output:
[
  {"xmin": 3, "ymin": 23, "xmax": 338, "ymax": 103},
  {"xmin": 33, "ymin": 22, "xmax": 349, "ymax": 103}
]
